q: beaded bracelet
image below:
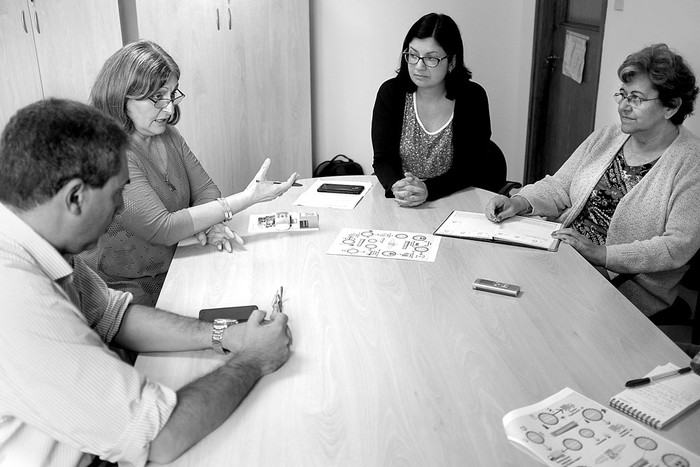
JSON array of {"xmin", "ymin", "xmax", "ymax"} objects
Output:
[{"xmin": 217, "ymin": 197, "xmax": 233, "ymax": 222}]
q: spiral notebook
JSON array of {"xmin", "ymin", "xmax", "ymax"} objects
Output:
[{"xmin": 609, "ymin": 363, "xmax": 700, "ymax": 429}]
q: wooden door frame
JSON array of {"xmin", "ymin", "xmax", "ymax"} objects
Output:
[
  {"xmin": 523, "ymin": 0, "xmax": 607, "ymax": 184},
  {"xmin": 524, "ymin": 0, "xmax": 567, "ymax": 184}
]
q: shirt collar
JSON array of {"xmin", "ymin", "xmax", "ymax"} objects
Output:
[{"xmin": 0, "ymin": 202, "xmax": 73, "ymax": 281}]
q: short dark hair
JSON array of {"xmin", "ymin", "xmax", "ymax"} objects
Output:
[
  {"xmin": 396, "ymin": 13, "xmax": 472, "ymax": 100},
  {"xmin": 0, "ymin": 99, "xmax": 128, "ymax": 210},
  {"xmin": 618, "ymin": 43, "xmax": 698, "ymax": 125},
  {"xmin": 90, "ymin": 40, "xmax": 181, "ymax": 133}
]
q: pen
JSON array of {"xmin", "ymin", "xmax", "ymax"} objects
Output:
[
  {"xmin": 256, "ymin": 180, "xmax": 302, "ymax": 187},
  {"xmin": 272, "ymin": 286, "xmax": 283, "ymax": 314},
  {"xmin": 625, "ymin": 366, "xmax": 693, "ymax": 387}
]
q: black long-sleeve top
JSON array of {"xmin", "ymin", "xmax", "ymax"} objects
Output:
[{"xmin": 371, "ymin": 76, "xmax": 506, "ymax": 200}]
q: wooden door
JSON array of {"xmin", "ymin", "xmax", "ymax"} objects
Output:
[
  {"xmin": 524, "ymin": 0, "xmax": 607, "ymax": 183},
  {"xmin": 134, "ymin": 0, "xmax": 311, "ymax": 195},
  {"xmin": 0, "ymin": 0, "xmax": 121, "ymax": 131},
  {"xmin": 0, "ymin": 0, "xmax": 43, "ymax": 130},
  {"xmin": 225, "ymin": 0, "xmax": 312, "ymax": 190},
  {"xmin": 135, "ymin": 0, "xmax": 234, "ymax": 192},
  {"xmin": 28, "ymin": 0, "xmax": 122, "ymax": 102}
]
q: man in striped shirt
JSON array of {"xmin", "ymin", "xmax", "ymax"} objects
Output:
[{"xmin": 0, "ymin": 99, "xmax": 292, "ymax": 467}]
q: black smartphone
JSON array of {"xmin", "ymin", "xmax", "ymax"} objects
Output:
[
  {"xmin": 198, "ymin": 305, "xmax": 258, "ymax": 322},
  {"xmin": 317, "ymin": 183, "xmax": 365, "ymax": 195}
]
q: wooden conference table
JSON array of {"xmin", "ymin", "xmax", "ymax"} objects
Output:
[{"xmin": 135, "ymin": 176, "xmax": 699, "ymax": 466}]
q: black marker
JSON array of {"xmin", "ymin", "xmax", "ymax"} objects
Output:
[{"xmin": 625, "ymin": 366, "xmax": 692, "ymax": 388}]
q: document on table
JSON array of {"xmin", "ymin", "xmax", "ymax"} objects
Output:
[
  {"xmin": 293, "ymin": 179, "xmax": 372, "ymax": 209},
  {"xmin": 609, "ymin": 363, "xmax": 700, "ymax": 429},
  {"xmin": 327, "ymin": 228, "xmax": 440, "ymax": 262},
  {"xmin": 434, "ymin": 211, "xmax": 561, "ymax": 251},
  {"xmin": 502, "ymin": 387, "xmax": 700, "ymax": 466}
]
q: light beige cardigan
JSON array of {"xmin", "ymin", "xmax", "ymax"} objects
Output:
[{"xmin": 518, "ymin": 124, "xmax": 700, "ymax": 316}]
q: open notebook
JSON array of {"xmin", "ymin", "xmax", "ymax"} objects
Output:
[
  {"xmin": 609, "ymin": 363, "xmax": 700, "ymax": 429},
  {"xmin": 433, "ymin": 211, "xmax": 562, "ymax": 251}
]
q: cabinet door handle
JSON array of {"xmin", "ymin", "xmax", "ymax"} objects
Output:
[
  {"xmin": 21, "ymin": 10, "xmax": 28, "ymax": 33},
  {"xmin": 34, "ymin": 11, "xmax": 40, "ymax": 34},
  {"xmin": 228, "ymin": 8, "xmax": 231, "ymax": 30},
  {"xmin": 216, "ymin": 8, "xmax": 220, "ymax": 30}
]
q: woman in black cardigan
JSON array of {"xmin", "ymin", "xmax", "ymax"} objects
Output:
[{"xmin": 371, "ymin": 13, "xmax": 505, "ymax": 206}]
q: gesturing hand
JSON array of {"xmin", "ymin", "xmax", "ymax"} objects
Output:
[{"xmin": 244, "ymin": 158, "xmax": 300, "ymax": 204}]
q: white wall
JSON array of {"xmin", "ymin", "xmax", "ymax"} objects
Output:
[
  {"xmin": 310, "ymin": 0, "xmax": 536, "ymax": 183},
  {"xmin": 595, "ymin": 0, "xmax": 700, "ymax": 135}
]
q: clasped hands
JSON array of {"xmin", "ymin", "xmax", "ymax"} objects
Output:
[
  {"xmin": 484, "ymin": 194, "xmax": 606, "ymax": 267},
  {"xmin": 392, "ymin": 172, "xmax": 428, "ymax": 207},
  {"xmin": 195, "ymin": 223, "xmax": 244, "ymax": 252}
]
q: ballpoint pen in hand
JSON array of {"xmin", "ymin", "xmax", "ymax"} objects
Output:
[
  {"xmin": 256, "ymin": 180, "xmax": 302, "ymax": 187},
  {"xmin": 272, "ymin": 286, "xmax": 283, "ymax": 314},
  {"xmin": 625, "ymin": 366, "xmax": 693, "ymax": 387}
]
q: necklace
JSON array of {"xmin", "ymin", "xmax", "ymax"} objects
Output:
[{"xmin": 152, "ymin": 140, "xmax": 176, "ymax": 191}]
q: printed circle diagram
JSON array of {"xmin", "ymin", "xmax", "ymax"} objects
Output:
[
  {"xmin": 661, "ymin": 453, "xmax": 689, "ymax": 467},
  {"xmin": 526, "ymin": 432, "xmax": 545, "ymax": 444},
  {"xmin": 581, "ymin": 408, "xmax": 603, "ymax": 421},
  {"xmin": 562, "ymin": 438, "xmax": 583, "ymax": 451},
  {"xmin": 538, "ymin": 413, "xmax": 558, "ymax": 425},
  {"xmin": 634, "ymin": 437, "xmax": 657, "ymax": 451}
]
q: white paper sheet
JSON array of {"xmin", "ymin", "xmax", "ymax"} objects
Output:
[
  {"xmin": 327, "ymin": 228, "xmax": 440, "ymax": 262},
  {"xmin": 562, "ymin": 30, "xmax": 588, "ymax": 84},
  {"xmin": 503, "ymin": 387, "xmax": 700, "ymax": 466},
  {"xmin": 292, "ymin": 180, "xmax": 372, "ymax": 209}
]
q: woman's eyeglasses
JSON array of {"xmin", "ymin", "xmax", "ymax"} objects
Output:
[
  {"xmin": 148, "ymin": 89, "xmax": 186, "ymax": 109},
  {"xmin": 614, "ymin": 91, "xmax": 659, "ymax": 108},
  {"xmin": 403, "ymin": 51, "xmax": 448, "ymax": 68}
]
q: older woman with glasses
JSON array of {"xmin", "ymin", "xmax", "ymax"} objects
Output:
[
  {"xmin": 485, "ymin": 43, "xmax": 700, "ymax": 319},
  {"xmin": 81, "ymin": 40, "xmax": 298, "ymax": 306},
  {"xmin": 371, "ymin": 13, "xmax": 506, "ymax": 207}
]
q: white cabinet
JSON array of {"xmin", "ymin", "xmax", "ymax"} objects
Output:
[
  {"xmin": 0, "ymin": 0, "xmax": 122, "ymax": 130},
  {"xmin": 133, "ymin": 0, "xmax": 312, "ymax": 194}
]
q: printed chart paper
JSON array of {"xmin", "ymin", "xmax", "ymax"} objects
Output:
[
  {"xmin": 502, "ymin": 387, "xmax": 700, "ymax": 466},
  {"xmin": 327, "ymin": 228, "xmax": 440, "ymax": 262}
]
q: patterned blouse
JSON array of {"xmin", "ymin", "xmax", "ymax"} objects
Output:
[
  {"xmin": 398, "ymin": 93, "xmax": 454, "ymax": 179},
  {"xmin": 572, "ymin": 146, "xmax": 656, "ymax": 245}
]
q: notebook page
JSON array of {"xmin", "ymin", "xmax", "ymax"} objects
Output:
[{"xmin": 610, "ymin": 363, "xmax": 700, "ymax": 427}]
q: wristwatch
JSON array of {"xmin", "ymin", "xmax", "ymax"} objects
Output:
[{"xmin": 211, "ymin": 318, "xmax": 239, "ymax": 354}]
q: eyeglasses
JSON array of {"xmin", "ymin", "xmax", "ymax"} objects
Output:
[
  {"xmin": 148, "ymin": 89, "xmax": 185, "ymax": 109},
  {"xmin": 614, "ymin": 92, "xmax": 659, "ymax": 108},
  {"xmin": 403, "ymin": 51, "xmax": 448, "ymax": 68}
]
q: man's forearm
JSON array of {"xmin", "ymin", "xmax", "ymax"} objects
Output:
[
  {"xmin": 148, "ymin": 357, "xmax": 263, "ymax": 463},
  {"xmin": 113, "ymin": 304, "xmax": 211, "ymax": 352}
]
